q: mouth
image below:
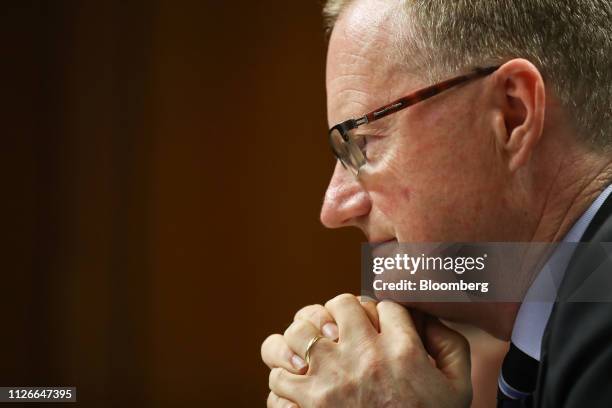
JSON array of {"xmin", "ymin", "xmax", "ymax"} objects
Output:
[
  {"xmin": 370, "ymin": 237, "xmax": 397, "ymax": 245},
  {"xmin": 370, "ymin": 238, "xmax": 398, "ymax": 258}
]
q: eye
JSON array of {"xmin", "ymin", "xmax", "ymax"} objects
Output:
[
  {"xmin": 354, "ymin": 133, "xmax": 366, "ymax": 149},
  {"xmin": 353, "ymin": 133, "xmax": 373, "ymax": 158}
]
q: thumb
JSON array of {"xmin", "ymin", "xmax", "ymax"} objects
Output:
[{"xmin": 424, "ymin": 317, "xmax": 471, "ymax": 393}]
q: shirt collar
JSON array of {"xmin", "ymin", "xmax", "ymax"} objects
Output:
[{"xmin": 511, "ymin": 184, "xmax": 612, "ymax": 361}]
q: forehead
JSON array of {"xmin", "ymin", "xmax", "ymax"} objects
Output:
[{"xmin": 326, "ymin": 0, "xmax": 409, "ymax": 123}]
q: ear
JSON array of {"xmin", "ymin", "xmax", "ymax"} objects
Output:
[{"xmin": 491, "ymin": 59, "xmax": 546, "ymax": 172}]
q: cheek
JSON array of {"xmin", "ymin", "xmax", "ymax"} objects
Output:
[
  {"xmin": 401, "ymin": 187, "xmax": 411, "ymax": 201},
  {"xmin": 366, "ymin": 150, "xmax": 417, "ymax": 219},
  {"xmin": 371, "ymin": 180, "xmax": 412, "ymax": 220}
]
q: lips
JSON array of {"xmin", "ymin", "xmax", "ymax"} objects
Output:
[
  {"xmin": 369, "ymin": 237, "xmax": 396, "ymax": 245},
  {"xmin": 370, "ymin": 238, "xmax": 399, "ymax": 258}
]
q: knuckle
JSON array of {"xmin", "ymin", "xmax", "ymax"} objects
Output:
[
  {"xmin": 311, "ymin": 338, "xmax": 334, "ymax": 356},
  {"xmin": 294, "ymin": 304, "xmax": 321, "ymax": 321},
  {"xmin": 357, "ymin": 295, "xmax": 377, "ymax": 304},
  {"xmin": 393, "ymin": 341, "xmax": 418, "ymax": 360},
  {"xmin": 326, "ymin": 293, "xmax": 356, "ymax": 309},
  {"xmin": 269, "ymin": 367, "xmax": 284, "ymax": 388},
  {"xmin": 357, "ymin": 346, "xmax": 382, "ymax": 370},
  {"xmin": 387, "ymin": 333, "xmax": 417, "ymax": 356},
  {"xmin": 261, "ymin": 334, "xmax": 281, "ymax": 359},
  {"xmin": 266, "ymin": 391, "xmax": 276, "ymax": 408},
  {"xmin": 284, "ymin": 319, "xmax": 310, "ymax": 339},
  {"xmin": 375, "ymin": 299, "xmax": 396, "ymax": 314}
]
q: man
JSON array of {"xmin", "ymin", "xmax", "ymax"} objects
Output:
[{"xmin": 261, "ymin": 0, "xmax": 612, "ymax": 406}]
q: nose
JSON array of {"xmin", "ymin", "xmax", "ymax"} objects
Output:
[{"xmin": 320, "ymin": 161, "xmax": 372, "ymax": 229}]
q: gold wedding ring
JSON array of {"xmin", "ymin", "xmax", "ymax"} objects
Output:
[{"xmin": 304, "ymin": 335, "xmax": 324, "ymax": 365}]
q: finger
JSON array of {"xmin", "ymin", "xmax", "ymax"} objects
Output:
[
  {"xmin": 325, "ymin": 293, "xmax": 377, "ymax": 339},
  {"xmin": 269, "ymin": 368, "xmax": 308, "ymax": 406},
  {"xmin": 357, "ymin": 296, "xmax": 380, "ymax": 331},
  {"xmin": 284, "ymin": 319, "xmax": 332, "ymax": 360},
  {"xmin": 377, "ymin": 300, "xmax": 423, "ymax": 345},
  {"xmin": 294, "ymin": 304, "xmax": 339, "ymax": 340},
  {"xmin": 267, "ymin": 391, "xmax": 298, "ymax": 408},
  {"xmin": 261, "ymin": 334, "xmax": 308, "ymax": 373},
  {"xmin": 424, "ymin": 316, "xmax": 471, "ymax": 392}
]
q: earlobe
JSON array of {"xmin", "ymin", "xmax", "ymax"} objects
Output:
[{"xmin": 495, "ymin": 59, "xmax": 546, "ymax": 172}]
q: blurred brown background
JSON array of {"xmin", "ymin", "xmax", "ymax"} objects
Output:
[{"xmin": 3, "ymin": 1, "xmax": 362, "ymax": 406}]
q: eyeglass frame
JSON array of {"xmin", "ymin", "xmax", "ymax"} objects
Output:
[{"xmin": 328, "ymin": 65, "xmax": 501, "ymax": 176}]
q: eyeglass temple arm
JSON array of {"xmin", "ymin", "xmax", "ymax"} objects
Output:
[{"xmin": 349, "ymin": 65, "xmax": 501, "ymax": 127}]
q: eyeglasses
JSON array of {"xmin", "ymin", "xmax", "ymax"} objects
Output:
[{"xmin": 328, "ymin": 66, "xmax": 500, "ymax": 176}]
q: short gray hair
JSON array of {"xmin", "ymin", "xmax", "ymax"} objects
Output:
[{"xmin": 324, "ymin": 0, "xmax": 612, "ymax": 150}]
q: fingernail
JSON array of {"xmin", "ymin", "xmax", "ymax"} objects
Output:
[
  {"xmin": 290, "ymin": 354, "xmax": 306, "ymax": 370},
  {"xmin": 322, "ymin": 322, "xmax": 339, "ymax": 340},
  {"xmin": 287, "ymin": 404, "xmax": 297, "ymax": 408}
]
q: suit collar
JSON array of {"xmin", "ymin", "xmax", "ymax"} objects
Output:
[{"xmin": 511, "ymin": 184, "xmax": 612, "ymax": 361}]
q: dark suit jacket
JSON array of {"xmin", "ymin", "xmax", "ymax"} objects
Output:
[{"xmin": 535, "ymin": 194, "xmax": 612, "ymax": 407}]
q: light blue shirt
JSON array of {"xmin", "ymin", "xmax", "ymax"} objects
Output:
[{"xmin": 511, "ymin": 184, "xmax": 612, "ymax": 360}]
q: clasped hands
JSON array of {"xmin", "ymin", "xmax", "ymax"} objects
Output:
[{"xmin": 261, "ymin": 294, "xmax": 472, "ymax": 408}]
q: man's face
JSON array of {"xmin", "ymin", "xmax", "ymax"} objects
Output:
[{"xmin": 322, "ymin": 0, "xmax": 524, "ymax": 245}]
